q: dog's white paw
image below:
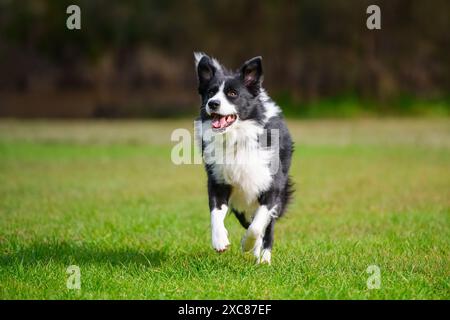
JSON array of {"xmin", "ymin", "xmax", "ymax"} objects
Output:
[
  {"xmin": 212, "ymin": 227, "xmax": 230, "ymax": 253},
  {"xmin": 253, "ymin": 236, "xmax": 263, "ymax": 258},
  {"xmin": 256, "ymin": 249, "xmax": 271, "ymax": 265},
  {"xmin": 241, "ymin": 226, "xmax": 262, "ymax": 252}
]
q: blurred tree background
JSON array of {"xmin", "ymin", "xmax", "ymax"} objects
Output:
[{"xmin": 0, "ymin": 0, "xmax": 448, "ymax": 118}]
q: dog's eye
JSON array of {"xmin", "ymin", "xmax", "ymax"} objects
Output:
[{"xmin": 227, "ymin": 90, "xmax": 237, "ymax": 98}]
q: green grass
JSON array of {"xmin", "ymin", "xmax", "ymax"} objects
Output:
[{"xmin": 0, "ymin": 119, "xmax": 449, "ymax": 299}]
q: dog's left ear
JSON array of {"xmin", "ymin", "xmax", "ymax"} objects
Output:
[
  {"xmin": 240, "ymin": 56, "xmax": 263, "ymax": 94},
  {"xmin": 194, "ymin": 52, "xmax": 217, "ymax": 87}
]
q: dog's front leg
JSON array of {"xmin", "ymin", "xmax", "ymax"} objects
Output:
[
  {"xmin": 211, "ymin": 204, "xmax": 230, "ymax": 252},
  {"xmin": 242, "ymin": 203, "xmax": 278, "ymax": 264},
  {"xmin": 241, "ymin": 186, "xmax": 282, "ymax": 264},
  {"xmin": 241, "ymin": 205, "xmax": 273, "ymax": 253},
  {"xmin": 208, "ymin": 180, "xmax": 231, "ymax": 252}
]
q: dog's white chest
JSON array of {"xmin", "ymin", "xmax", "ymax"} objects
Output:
[
  {"xmin": 219, "ymin": 152, "xmax": 271, "ymax": 203},
  {"xmin": 203, "ymin": 120, "xmax": 274, "ymax": 205}
]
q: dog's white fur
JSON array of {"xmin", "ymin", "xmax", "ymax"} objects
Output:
[
  {"xmin": 200, "ymin": 121, "xmax": 275, "ymax": 262},
  {"xmin": 202, "ymin": 120, "xmax": 274, "ymax": 206},
  {"xmin": 210, "ymin": 204, "xmax": 230, "ymax": 252},
  {"xmin": 199, "ymin": 101, "xmax": 277, "ymax": 263},
  {"xmin": 241, "ymin": 205, "xmax": 274, "ymax": 253},
  {"xmin": 259, "ymin": 89, "xmax": 281, "ymax": 121}
]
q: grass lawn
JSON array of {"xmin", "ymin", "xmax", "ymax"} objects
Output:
[{"xmin": 0, "ymin": 118, "xmax": 449, "ymax": 299}]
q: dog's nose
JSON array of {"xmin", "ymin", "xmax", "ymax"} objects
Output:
[{"xmin": 208, "ymin": 99, "xmax": 220, "ymax": 110}]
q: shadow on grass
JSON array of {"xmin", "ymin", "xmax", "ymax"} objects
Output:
[
  {"xmin": 0, "ymin": 241, "xmax": 168, "ymax": 268},
  {"xmin": 0, "ymin": 240, "xmax": 268, "ymax": 271}
]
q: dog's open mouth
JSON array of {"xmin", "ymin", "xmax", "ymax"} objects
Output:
[{"xmin": 211, "ymin": 113, "xmax": 237, "ymax": 132}]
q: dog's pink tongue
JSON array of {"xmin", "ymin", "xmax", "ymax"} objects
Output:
[
  {"xmin": 219, "ymin": 116, "xmax": 227, "ymax": 128},
  {"xmin": 212, "ymin": 118, "xmax": 221, "ymax": 128},
  {"xmin": 212, "ymin": 115, "xmax": 228, "ymax": 129}
]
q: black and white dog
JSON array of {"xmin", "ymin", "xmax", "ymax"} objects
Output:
[{"xmin": 194, "ymin": 53, "xmax": 293, "ymax": 264}]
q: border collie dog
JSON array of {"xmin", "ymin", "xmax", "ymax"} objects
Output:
[{"xmin": 194, "ymin": 53, "xmax": 293, "ymax": 264}]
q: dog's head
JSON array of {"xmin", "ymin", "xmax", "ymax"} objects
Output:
[{"xmin": 194, "ymin": 52, "xmax": 264, "ymax": 133}]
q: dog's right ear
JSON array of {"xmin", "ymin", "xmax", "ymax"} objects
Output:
[
  {"xmin": 194, "ymin": 52, "xmax": 216, "ymax": 85},
  {"xmin": 240, "ymin": 56, "xmax": 263, "ymax": 95}
]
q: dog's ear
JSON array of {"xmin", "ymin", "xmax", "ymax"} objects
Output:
[
  {"xmin": 240, "ymin": 56, "xmax": 263, "ymax": 94},
  {"xmin": 194, "ymin": 52, "xmax": 216, "ymax": 85}
]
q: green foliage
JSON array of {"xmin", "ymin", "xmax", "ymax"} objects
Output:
[
  {"xmin": 0, "ymin": 1, "xmax": 449, "ymax": 118},
  {"xmin": 276, "ymin": 93, "xmax": 450, "ymax": 118}
]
